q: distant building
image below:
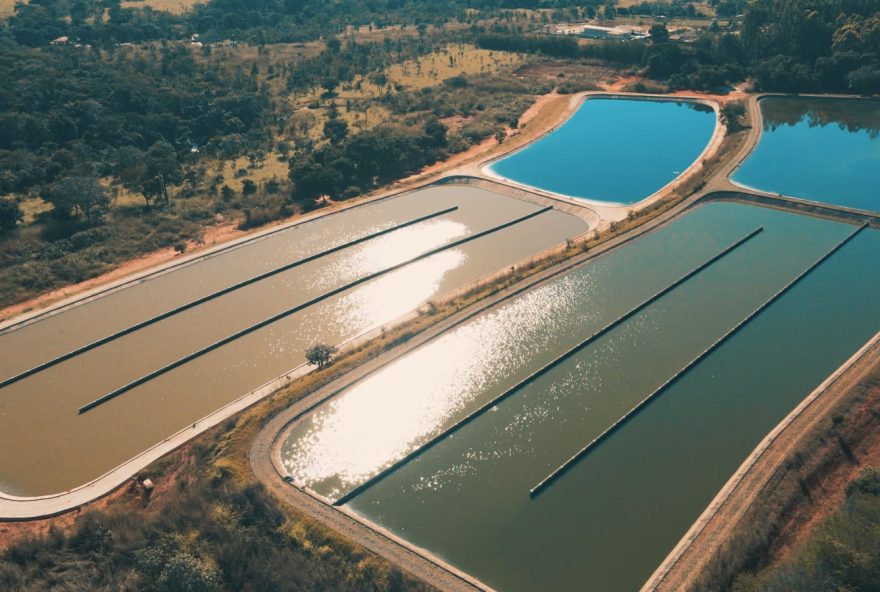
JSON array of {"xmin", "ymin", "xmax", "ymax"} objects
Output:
[{"xmin": 579, "ymin": 25, "xmax": 648, "ymax": 41}]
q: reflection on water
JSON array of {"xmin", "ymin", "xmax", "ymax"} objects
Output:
[
  {"xmin": 282, "ymin": 277, "xmax": 582, "ymax": 498},
  {"xmin": 282, "ymin": 202, "xmax": 854, "ymax": 501},
  {"xmin": 345, "ymin": 220, "xmax": 880, "ymax": 592},
  {"xmin": 307, "ymin": 220, "xmax": 468, "ymax": 292},
  {"xmin": 761, "ymin": 97, "xmax": 880, "ymax": 136},
  {"xmin": 334, "ymin": 250, "xmax": 466, "ymax": 333},
  {"xmin": 734, "ymin": 97, "xmax": 880, "ymax": 211}
]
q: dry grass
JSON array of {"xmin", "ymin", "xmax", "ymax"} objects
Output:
[
  {"xmin": 212, "ymin": 152, "xmax": 290, "ymax": 193},
  {"xmin": 288, "ymin": 43, "xmax": 527, "ymax": 139},
  {"xmin": 517, "ymin": 60, "xmax": 623, "ymax": 87},
  {"xmin": 386, "ymin": 44, "xmax": 526, "ymax": 89},
  {"xmin": 0, "ymin": 0, "xmax": 20, "ymax": 18},
  {"xmin": 120, "ymin": 0, "xmax": 205, "ymax": 15},
  {"xmin": 17, "ymin": 197, "xmax": 52, "ymax": 224}
]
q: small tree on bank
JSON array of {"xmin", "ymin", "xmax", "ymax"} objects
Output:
[{"xmin": 305, "ymin": 343, "xmax": 338, "ymax": 369}]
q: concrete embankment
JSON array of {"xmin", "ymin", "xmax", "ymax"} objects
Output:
[
  {"xmin": 706, "ymin": 191, "xmax": 880, "ymax": 228},
  {"xmin": 530, "ymin": 222, "xmax": 869, "ymax": 497}
]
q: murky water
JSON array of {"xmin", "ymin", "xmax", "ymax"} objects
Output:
[
  {"xmin": 488, "ymin": 98, "xmax": 717, "ymax": 204},
  {"xmin": 733, "ymin": 97, "xmax": 880, "ymax": 211},
  {"xmin": 0, "ymin": 186, "xmax": 587, "ymax": 496},
  {"xmin": 282, "ymin": 202, "xmax": 880, "ymax": 591}
]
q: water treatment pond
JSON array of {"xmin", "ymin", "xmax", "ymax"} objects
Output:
[
  {"xmin": 281, "ymin": 201, "xmax": 880, "ymax": 591},
  {"xmin": 0, "ymin": 185, "xmax": 587, "ymax": 496},
  {"xmin": 487, "ymin": 97, "xmax": 717, "ymax": 205},
  {"xmin": 733, "ymin": 97, "xmax": 880, "ymax": 211}
]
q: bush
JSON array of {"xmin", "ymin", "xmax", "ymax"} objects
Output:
[{"xmin": 0, "ymin": 198, "xmax": 23, "ymax": 233}]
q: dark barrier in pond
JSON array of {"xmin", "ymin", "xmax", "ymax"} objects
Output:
[
  {"xmin": 332, "ymin": 226, "xmax": 764, "ymax": 507},
  {"xmin": 0, "ymin": 208, "xmax": 459, "ymax": 391},
  {"xmin": 77, "ymin": 206, "xmax": 554, "ymax": 414},
  {"xmin": 529, "ymin": 222, "xmax": 869, "ymax": 498}
]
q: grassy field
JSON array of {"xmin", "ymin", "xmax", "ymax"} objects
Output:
[
  {"xmin": 387, "ymin": 44, "xmax": 526, "ymax": 88},
  {"xmin": 0, "ymin": 0, "xmax": 19, "ymax": 18},
  {"xmin": 121, "ymin": 0, "xmax": 205, "ymax": 14}
]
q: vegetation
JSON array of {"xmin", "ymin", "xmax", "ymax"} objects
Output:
[
  {"xmin": 694, "ymin": 366, "xmax": 880, "ymax": 592},
  {"xmin": 734, "ymin": 467, "xmax": 880, "ymax": 591},
  {"xmin": 0, "ymin": 446, "xmax": 429, "ymax": 592},
  {"xmin": 0, "ymin": 2, "xmax": 542, "ymax": 309},
  {"xmin": 305, "ymin": 343, "xmax": 338, "ymax": 369}
]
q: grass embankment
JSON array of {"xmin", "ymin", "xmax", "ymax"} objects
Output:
[{"xmin": 692, "ymin": 363, "xmax": 880, "ymax": 591}]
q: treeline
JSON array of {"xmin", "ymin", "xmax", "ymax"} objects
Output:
[
  {"xmin": 478, "ymin": 0, "xmax": 880, "ymax": 94},
  {"xmin": 475, "ymin": 30, "xmax": 742, "ymax": 89},
  {"xmin": 618, "ymin": 0, "xmax": 710, "ymax": 19},
  {"xmin": 287, "ymin": 73, "xmax": 542, "ymax": 202},
  {"xmin": 742, "ymin": 0, "xmax": 880, "ymax": 93},
  {"xmin": 0, "ymin": 44, "xmax": 270, "ymax": 200}
]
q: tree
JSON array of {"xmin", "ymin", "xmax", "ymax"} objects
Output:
[
  {"xmin": 121, "ymin": 142, "xmax": 182, "ymax": 207},
  {"xmin": 423, "ymin": 119, "xmax": 448, "ymax": 148},
  {"xmin": 43, "ymin": 176, "xmax": 110, "ymax": 221},
  {"xmin": 0, "ymin": 198, "xmax": 23, "ymax": 233},
  {"xmin": 305, "ymin": 343, "xmax": 338, "ymax": 369},
  {"xmin": 241, "ymin": 179, "xmax": 257, "ymax": 195},
  {"xmin": 649, "ymin": 23, "xmax": 670, "ymax": 43},
  {"xmin": 720, "ymin": 101, "xmax": 747, "ymax": 132},
  {"xmin": 323, "ymin": 118, "xmax": 349, "ymax": 145}
]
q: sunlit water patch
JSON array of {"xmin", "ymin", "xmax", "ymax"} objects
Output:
[
  {"xmin": 0, "ymin": 185, "xmax": 589, "ymax": 496},
  {"xmin": 305, "ymin": 219, "xmax": 469, "ymax": 292},
  {"xmin": 281, "ymin": 276, "xmax": 584, "ymax": 498},
  {"xmin": 280, "ymin": 202, "xmax": 849, "ymax": 501}
]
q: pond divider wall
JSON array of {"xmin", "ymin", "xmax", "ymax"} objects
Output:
[
  {"xmin": 77, "ymin": 206, "xmax": 554, "ymax": 414},
  {"xmin": 0, "ymin": 207, "xmax": 459, "ymax": 391},
  {"xmin": 332, "ymin": 226, "xmax": 764, "ymax": 507},
  {"xmin": 706, "ymin": 191, "xmax": 880, "ymax": 228},
  {"xmin": 530, "ymin": 222, "xmax": 870, "ymax": 498}
]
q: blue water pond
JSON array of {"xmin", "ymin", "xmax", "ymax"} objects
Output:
[{"xmin": 488, "ymin": 97, "xmax": 717, "ymax": 205}]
